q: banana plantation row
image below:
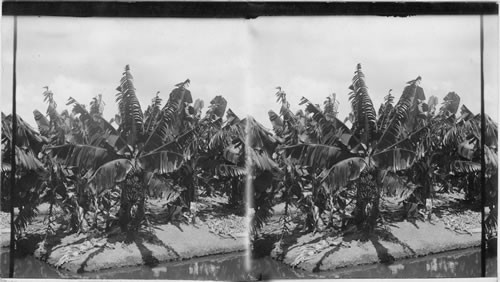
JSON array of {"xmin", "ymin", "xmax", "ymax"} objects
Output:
[{"xmin": 1, "ymin": 64, "xmax": 497, "ymax": 245}]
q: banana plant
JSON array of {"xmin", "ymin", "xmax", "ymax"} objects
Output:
[
  {"xmin": 247, "ymin": 114, "xmax": 282, "ymax": 233},
  {"xmin": 197, "ymin": 103, "xmax": 248, "ymax": 206},
  {"xmin": 447, "ymin": 106, "xmax": 497, "ymax": 241},
  {"xmin": 275, "ymin": 64, "xmax": 428, "ymax": 233},
  {"xmin": 38, "ymin": 65, "xmax": 199, "ymax": 233},
  {"xmin": 1, "ymin": 112, "xmax": 48, "ymax": 234}
]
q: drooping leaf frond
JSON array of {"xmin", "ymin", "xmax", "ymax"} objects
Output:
[
  {"xmin": 137, "ymin": 150, "xmax": 185, "ymax": 174},
  {"xmin": 382, "ymin": 124, "xmax": 430, "ymax": 155},
  {"xmin": 1, "ymin": 114, "xmax": 47, "ymax": 184},
  {"xmin": 2, "ymin": 146, "xmax": 45, "ymax": 171},
  {"xmin": 48, "ymin": 144, "xmax": 114, "ymax": 172},
  {"xmin": 17, "ymin": 147, "xmax": 44, "ymax": 170},
  {"xmin": 372, "ymin": 148, "xmax": 416, "ymax": 172},
  {"xmin": 248, "ymin": 148, "xmax": 280, "ymax": 172},
  {"xmin": 320, "ymin": 157, "xmax": 367, "ymax": 192},
  {"xmin": 208, "ymin": 111, "xmax": 245, "ymax": 153},
  {"xmin": 209, "ymin": 122, "xmax": 244, "ymax": 151},
  {"xmin": 153, "ymin": 128, "xmax": 198, "ymax": 155},
  {"xmin": 442, "ymin": 122, "xmax": 465, "ymax": 148},
  {"xmin": 2, "ymin": 113, "xmax": 48, "ymax": 154},
  {"xmin": 88, "ymin": 158, "xmax": 133, "ymax": 195},
  {"xmin": 282, "ymin": 143, "xmax": 352, "ymax": 169},
  {"xmin": 246, "ymin": 116, "xmax": 278, "ymax": 155}
]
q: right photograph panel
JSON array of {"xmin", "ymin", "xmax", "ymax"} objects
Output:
[{"xmin": 247, "ymin": 15, "xmax": 498, "ymax": 279}]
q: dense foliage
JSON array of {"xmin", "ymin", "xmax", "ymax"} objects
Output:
[
  {"xmin": 258, "ymin": 64, "xmax": 497, "ymax": 241},
  {"xmin": 1, "ymin": 63, "xmax": 497, "ymax": 247},
  {"xmin": 2, "ymin": 65, "xmax": 247, "ymax": 239}
]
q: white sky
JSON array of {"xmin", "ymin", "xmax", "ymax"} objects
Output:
[{"xmin": 1, "ymin": 15, "xmax": 498, "ymax": 130}]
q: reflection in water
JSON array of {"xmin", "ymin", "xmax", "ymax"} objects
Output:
[
  {"xmin": 251, "ymin": 248, "xmax": 497, "ymax": 279},
  {"xmin": 0, "ymin": 247, "xmax": 497, "ymax": 279},
  {"xmin": 388, "ymin": 263, "xmax": 405, "ymax": 275},
  {"xmin": 89, "ymin": 252, "xmax": 252, "ymax": 281},
  {"xmin": 0, "ymin": 251, "xmax": 252, "ymax": 280}
]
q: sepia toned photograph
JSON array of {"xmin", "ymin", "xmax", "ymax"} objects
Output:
[{"xmin": 1, "ymin": 3, "xmax": 498, "ymax": 280}]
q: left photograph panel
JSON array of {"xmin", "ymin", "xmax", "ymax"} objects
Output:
[{"xmin": 1, "ymin": 16, "xmax": 252, "ymax": 279}]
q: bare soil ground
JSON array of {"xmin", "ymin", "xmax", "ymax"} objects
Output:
[
  {"xmin": 1, "ymin": 195, "xmax": 246, "ymax": 273},
  {"xmin": 261, "ymin": 191, "xmax": 482, "ymax": 272}
]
